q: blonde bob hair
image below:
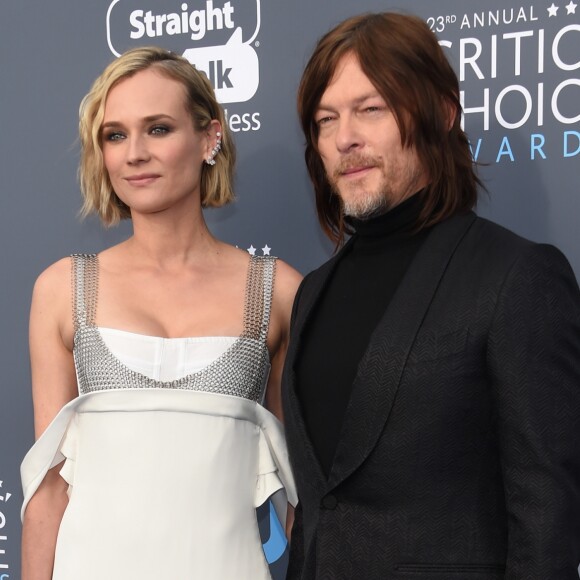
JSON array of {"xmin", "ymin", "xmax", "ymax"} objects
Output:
[{"xmin": 79, "ymin": 46, "xmax": 235, "ymax": 226}]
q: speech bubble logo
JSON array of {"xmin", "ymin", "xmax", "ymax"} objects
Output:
[
  {"xmin": 106, "ymin": 0, "xmax": 261, "ymax": 104},
  {"xmin": 183, "ymin": 27, "xmax": 259, "ymax": 103}
]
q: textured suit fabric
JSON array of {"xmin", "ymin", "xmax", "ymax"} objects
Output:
[
  {"xmin": 282, "ymin": 212, "xmax": 580, "ymax": 580},
  {"xmin": 295, "ymin": 196, "xmax": 429, "ymax": 476}
]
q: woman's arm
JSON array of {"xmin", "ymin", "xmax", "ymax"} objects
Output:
[
  {"xmin": 22, "ymin": 258, "xmax": 79, "ymax": 580},
  {"xmin": 264, "ymin": 259, "xmax": 302, "ymax": 422},
  {"xmin": 263, "ymin": 259, "xmax": 302, "ymax": 540}
]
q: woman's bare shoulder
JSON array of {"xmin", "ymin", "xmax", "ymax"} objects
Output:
[
  {"xmin": 30, "ymin": 257, "xmax": 76, "ymax": 343},
  {"xmin": 32, "ymin": 257, "xmax": 72, "ymax": 302}
]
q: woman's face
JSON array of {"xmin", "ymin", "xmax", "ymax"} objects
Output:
[{"xmin": 101, "ymin": 67, "xmax": 213, "ymax": 218}]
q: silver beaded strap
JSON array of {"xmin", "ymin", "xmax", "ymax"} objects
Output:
[
  {"xmin": 243, "ymin": 255, "xmax": 276, "ymax": 342},
  {"xmin": 71, "ymin": 254, "xmax": 276, "ymax": 342},
  {"xmin": 71, "ymin": 253, "xmax": 98, "ymax": 331}
]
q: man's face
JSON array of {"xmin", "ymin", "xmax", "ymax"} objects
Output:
[{"xmin": 314, "ymin": 53, "xmax": 428, "ymax": 219}]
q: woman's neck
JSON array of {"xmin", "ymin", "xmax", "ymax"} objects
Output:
[{"xmin": 124, "ymin": 204, "xmax": 222, "ymax": 269}]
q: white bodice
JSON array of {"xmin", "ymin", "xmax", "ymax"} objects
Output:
[{"xmin": 98, "ymin": 327, "xmax": 237, "ymax": 382}]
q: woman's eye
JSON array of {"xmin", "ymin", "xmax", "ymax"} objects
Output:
[
  {"xmin": 104, "ymin": 131, "xmax": 125, "ymax": 142},
  {"xmin": 150, "ymin": 125, "xmax": 169, "ymax": 136}
]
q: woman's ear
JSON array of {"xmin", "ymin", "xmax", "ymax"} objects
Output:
[
  {"xmin": 207, "ymin": 120, "xmax": 222, "ymax": 148},
  {"xmin": 204, "ymin": 120, "xmax": 222, "ymax": 165}
]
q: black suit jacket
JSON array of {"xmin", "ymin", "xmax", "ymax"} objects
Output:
[{"xmin": 282, "ymin": 212, "xmax": 580, "ymax": 580}]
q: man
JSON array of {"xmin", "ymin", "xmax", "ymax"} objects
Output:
[{"xmin": 282, "ymin": 12, "xmax": 580, "ymax": 580}]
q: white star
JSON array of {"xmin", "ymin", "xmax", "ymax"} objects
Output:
[
  {"xmin": 247, "ymin": 245, "xmax": 256, "ymax": 256},
  {"xmin": 262, "ymin": 244, "xmax": 271, "ymax": 256},
  {"xmin": 547, "ymin": 3, "xmax": 559, "ymax": 16},
  {"xmin": 566, "ymin": 0, "xmax": 577, "ymax": 13}
]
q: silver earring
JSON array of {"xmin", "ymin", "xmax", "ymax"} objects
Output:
[{"xmin": 205, "ymin": 131, "xmax": 222, "ymax": 166}]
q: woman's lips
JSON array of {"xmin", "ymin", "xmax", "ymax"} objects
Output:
[{"xmin": 124, "ymin": 174, "xmax": 160, "ymax": 186}]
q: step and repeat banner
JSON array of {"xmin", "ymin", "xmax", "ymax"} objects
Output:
[{"xmin": 1, "ymin": 0, "xmax": 578, "ymax": 577}]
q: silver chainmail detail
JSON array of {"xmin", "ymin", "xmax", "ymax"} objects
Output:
[{"xmin": 71, "ymin": 254, "xmax": 276, "ymax": 402}]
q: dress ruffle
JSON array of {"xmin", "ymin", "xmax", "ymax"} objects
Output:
[{"xmin": 21, "ymin": 389, "xmax": 297, "ymax": 521}]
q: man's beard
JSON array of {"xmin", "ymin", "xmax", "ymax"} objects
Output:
[
  {"xmin": 329, "ymin": 153, "xmax": 391, "ymax": 220},
  {"xmin": 340, "ymin": 188, "xmax": 392, "ymax": 220},
  {"xmin": 328, "ymin": 152, "xmax": 423, "ymax": 221}
]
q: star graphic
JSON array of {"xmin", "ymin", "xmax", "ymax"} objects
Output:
[
  {"xmin": 262, "ymin": 244, "xmax": 271, "ymax": 256},
  {"xmin": 547, "ymin": 2, "xmax": 559, "ymax": 16},
  {"xmin": 247, "ymin": 245, "xmax": 256, "ymax": 256},
  {"xmin": 566, "ymin": 0, "xmax": 577, "ymax": 13}
]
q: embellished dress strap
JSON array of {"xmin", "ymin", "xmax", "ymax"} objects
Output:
[
  {"xmin": 242, "ymin": 255, "xmax": 277, "ymax": 343},
  {"xmin": 71, "ymin": 254, "xmax": 98, "ymax": 331}
]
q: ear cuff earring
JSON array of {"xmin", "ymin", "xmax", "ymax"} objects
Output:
[{"xmin": 205, "ymin": 131, "xmax": 222, "ymax": 166}]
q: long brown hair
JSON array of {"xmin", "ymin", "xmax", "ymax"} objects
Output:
[{"xmin": 298, "ymin": 13, "xmax": 482, "ymax": 245}]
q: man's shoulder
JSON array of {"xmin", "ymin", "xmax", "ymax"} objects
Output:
[
  {"xmin": 302, "ymin": 214, "xmax": 537, "ymax": 281},
  {"xmin": 301, "ymin": 237, "xmax": 352, "ymax": 282},
  {"xmin": 300, "ymin": 212, "xmax": 573, "ymax": 290},
  {"xmin": 291, "ymin": 240, "xmax": 353, "ymax": 317},
  {"xmin": 449, "ymin": 213, "xmax": 575, "ymax": 284},
  {"xmin": 467, "ymin": 214, "xmax": 535, "ymax": 247},
  {"xmin": 436, "ymin": 211, "xmax": 537, "ymax": 258}
]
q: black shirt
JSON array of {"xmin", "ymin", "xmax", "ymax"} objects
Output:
[{"xmin": 295, "ymin": 193, "xmax": 430, "ymax": 476}]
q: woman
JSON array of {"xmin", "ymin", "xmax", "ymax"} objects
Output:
[{"xmin": 21, "ymin": 46, "xmax": 301, "ymax": 580}]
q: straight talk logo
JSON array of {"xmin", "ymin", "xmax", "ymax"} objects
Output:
[{"xmin": 107, "ymin": 0, "xmax": 262, "ymax": 103}]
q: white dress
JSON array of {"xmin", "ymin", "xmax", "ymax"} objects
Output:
[{"xmin": 21, "ymin": 254, "xmax": 297, "ymax": 580}]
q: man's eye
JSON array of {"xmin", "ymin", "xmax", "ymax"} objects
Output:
[
  {"xmin": 364, "ymin": 106, "xmax": 384, "ymax": 113},
  {"xmin": 316, "ymin": 116, "xmax": 334, "ymax": 126}
]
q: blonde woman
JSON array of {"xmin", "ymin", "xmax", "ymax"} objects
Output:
[{"xmin": 21, "ymin": 47, "xmax": 300, "ymax": 580}]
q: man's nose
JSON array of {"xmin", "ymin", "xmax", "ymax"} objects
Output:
[{"xmin": 334, "ymin": 115, "xmax": 363, "ymax": 153}]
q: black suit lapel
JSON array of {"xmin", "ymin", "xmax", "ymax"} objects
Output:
[
  {"xmin": 326, "ymin": 212, "xmax": 477, "ymax": 490},
  {"xmin": 283, "ymin": 238, "xmax": 356, "ymax": 488}
]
